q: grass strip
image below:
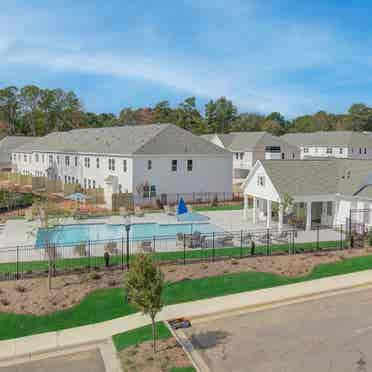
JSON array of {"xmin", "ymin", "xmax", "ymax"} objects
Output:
[
  {"xmin": 0, "ymin": 240, "xmax": 343, "ymax": 275},
  {"xmin": 0, "ymin": 252, "xmax": 370, "ymax": 341},
  {"xmin": 113, "ymin": 322, "xmax": 171, "ymax": 351}
]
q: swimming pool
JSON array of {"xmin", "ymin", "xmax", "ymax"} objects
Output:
[{"xmin": 35, "ymin": 222, "xmax": 224, "ymax": 247}]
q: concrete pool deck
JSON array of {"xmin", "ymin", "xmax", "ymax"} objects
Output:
[{"xmin": 0, "ymin": 210, "xmax": 341, "ymax": 264}]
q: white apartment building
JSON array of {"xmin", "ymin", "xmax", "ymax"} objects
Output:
[
  {"xmin": 281, "ymin": 131, "xmax": 372, "ymax": 159},
  {"xmin": 12, "ymin": 124, "xmax": 233, "ymax": 206},
  {"xmin": 201, "ymin": 132, "xmax": 300, "ymax": 184}
]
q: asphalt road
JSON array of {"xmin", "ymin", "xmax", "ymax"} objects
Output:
[
  {"xmin": 0, "ymin": 350, "xmax": 106, "ymax": 372},
  {"xmin": 185, "ymin": 288, "xmax": 372, "ymax": 372}
]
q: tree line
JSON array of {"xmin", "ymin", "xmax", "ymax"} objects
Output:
[{"xmin": 1, "ymin": 85, "xmax": 372, "ymax": 137}]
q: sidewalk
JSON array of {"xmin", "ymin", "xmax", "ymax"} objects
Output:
[{"xmin": 2, "ymin": 269, "xmax": 372, "ymax": 362}]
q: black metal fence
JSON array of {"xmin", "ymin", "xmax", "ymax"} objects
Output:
[{"xmin": 0, "ymin": 224, "xmax": 355, "ymax": 282}]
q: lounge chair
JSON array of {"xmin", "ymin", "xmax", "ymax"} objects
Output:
[
  {"xmin": 119, "ymin": 206, "xmax": 129, "ymax": 217},
  {"xmin": 134, "ymin": 206, "xmax": 145, "ymax": 217},
  {"xmin": 164, "ymin": 204, "xmax": 175, "ymax": 216},
  {"xmin": 139, "ymin": 240, "xmax": 153, "ymax": 253},
  {"xmin": 25, "ymin": 209, "xmax": 34, "ymax": 222}
]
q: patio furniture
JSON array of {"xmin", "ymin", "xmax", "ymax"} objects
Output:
[
  {"xmin": 164, "ymin": 204, "xmax": 175, "ymax": 216},
  {"xmin": 134, "ymin": 206, "xmax": 145, "ymax": 217},
  {"xmin": 119, "ymin": 206, "xmax": 129, "ymax": 217},
  {"xmin": 25, "ymin": 209, "xmax": 34, "ymax": 221},
  {"xmin": 105, "ymin": 242, "xmax": 119, "ymax": 255},
  {"xmin": 139, "ymin": 240, "xmax": 153, "ymax": 253}
]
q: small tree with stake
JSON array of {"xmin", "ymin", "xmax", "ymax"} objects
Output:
[{"xmin": 124, "ymin": 253, "xmax": 164, "ymax": 353}]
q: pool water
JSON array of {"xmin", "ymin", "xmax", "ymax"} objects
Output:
[{"xmin": 36, "ymin": 222, "xmax": 224, "ymax": 247}]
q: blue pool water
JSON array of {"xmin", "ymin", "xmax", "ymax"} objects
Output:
[{"xmin": 36, "ymin": 222, "xmax": 224, "ymax": 247}]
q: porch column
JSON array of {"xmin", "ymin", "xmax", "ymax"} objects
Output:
[
  {"xmin": 253, "ymin": 196, "xmax": 257, "ymax": 224},
  {"xmin": 278, "ymin": 203, "xmax": 284, "ymax": 232},
  {"xmin": 243, "ymin": 194, "xmax": 249, "ymax": 220},
  {"xmin": 306, "ymin": 201, "xmax": 312, "ymax": 231},
  {"xmin": 266, "ymin": 199, "xmax": 272, "ymax": 229}
]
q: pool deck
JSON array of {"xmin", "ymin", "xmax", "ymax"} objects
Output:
[{"xmin": 0, "ymin": 210, "xmax": 341, "ymax": 264}]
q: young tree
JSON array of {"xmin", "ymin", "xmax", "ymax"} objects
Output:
[{"xmin": 124, "ymin": 253, "xmax": 164, "ymax": 353}]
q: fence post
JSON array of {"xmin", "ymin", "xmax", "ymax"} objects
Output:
[
  {"xmin": 88, "ymin": 240, "xmax": 91, "ymax": 272},
  {"xmin": 153, "ymin": 236, "xmax": 156, "ymax": 255},
  {"xmin": 266, "ymin": 228, "xmax": 270, "ymax": 256},
  {"xmin": 316, "ymin": 225, "xmax": 320, "ymax": 251},
  {"xmin": 183, "ymin": 234, "xmax": 186, "ymax": 265},
  {"xmin": 212, "ymin": 232, "xmax": 215, "ymax": 262},
  {"xmin": 340, "ymin": 225, "xmax": 343, "ymax": 250},
  {"xmin": 121, "ymin": 237, "xmax": 124, "ymax": 270},
  {"xmin": 16, "ymin": 246, "xmax": 19, "ymax": 280},
  {"xmin": 240, "ymin": 230, "xmax": 243, "ymax": 258}
]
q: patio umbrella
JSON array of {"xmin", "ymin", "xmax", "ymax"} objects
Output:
[{"xmin": 177, "ymin": 197, "xmax": 188, "ymax": 215}]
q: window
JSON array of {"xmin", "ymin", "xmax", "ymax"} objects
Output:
[
  {"xmin": 265, "ymin": 146, "xmax": 281, "ymax": 153},
  {"xmin": 123, "ymin": 159, "xmax": 127, "ymax": 172},
  {"xmin": 93, "ymin": 180, "xmax": 96, "ymax": 189},
  {"xmin": 292, "ymin": 153, "xmax": 295, "ymax": 159},
  {"xmin": 42, "ymin": 154, "xmax": 45, "ymax": 163},
  {"xmin": 13, "ymin": 154, "xmax": 16, "ymax": 161},
  {"xmin": 150, "ymin": 185, "xmax": 156, "ymax": 197},
  {"xmin": 326, "ymin": 148, "xmax": 332, "ymax": 154},
  {"xmin": 281, "ymin": 153, "xmax": 285, "ymax": 160},
  {"xmin": 88, "ymin": 179, "xmax": 91, "ymax": 188},
  {"xmin": 65, "ymin": 156, "xmax": 70, "ymax": 167},
  {"xmin": 84, "ymin": 157, "xmax": 90, "ymax": 168},
  {"xmin": 35, "ymin": 154, "xmax": 39, "ymax": 163},
  {"xmin": 147, "ymin": 160, "xmax": 152, "ymax": 170},
  {"xmin": 303, "ymin": 147, "xmax": 309, "ymax": 153},
  {"xmin": 235, "ymin": 153, "xmax": 239, "ymax": 160},
  {"xmin": 119, "ymin": 184, "xmax": 122, "ymax": 193},
  {"xmin": 49, "ymin": 155, "xmax": 53, "ymax": 164},
  {"xmin": 24, "ymin": 154, "xmax": 27, "ymax": 162},
  {"xmin": 339, "ymin": 148, "xmax": 343, "ymax": 154},
  {"xmin": 74, "ymin": 156, "xmax": 78, "ymax": 167},
  {"xmin": 187, "ymin": 159, "xmax": 193, "ymax": 171},
  {"xmin": 108, "ymin": 158, "xmax": 115, "ymax": 171},
  {"xmin": 359, "ymin": 148, "xmax": 362, "ymax": 154},
  {"xmin": 96, "ymin": 158, "xmax": 100, "ymax": 168},
  {"xmin": 327, "ymin": 201, "xmax": 333, "ymax": 216},
  {"xmin": 72, "ymin": 177, "xmax": 75, "ymax": 183},
  {"xmin": 67, "ymin": 176, "xmax": 71, "ymax": 183},
  {"xmin": 84, "ymin": 178, "xmax": 87, "ymax": 188},
  {"xmin": 64, "ymin": 176, "xmax": 67, "ymax": 183},
  {"xmin": 351, "ymin": 148, "xmax": 354, "ymax": 153},
  {"xmin": 240, "ymin": 153, "xmax": 244, "ymax": 160},
  {"xmin": 143, "ymin": 185, "xmax": 150, "ymax": 198},
  {"xmin": 364, "ymin": 148, "xmax": 367, "ymax": 154},
  {"xmin": 257, "ymin": 175, "xmax": 265, "ymax": 187},
  {"xmin": 172, "ymin": 160, "xmax": 177, "ymax": 172}
]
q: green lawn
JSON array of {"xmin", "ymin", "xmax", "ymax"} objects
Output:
[
  {"xmin": 113, "ymin": 322, "xmax": 171, "ymax": 351},
  {"xmin": 0, "ymin": 240, "xmax": 344, "ymax": 276},
  {"xmin": 0, "ymin": 251, "xmax": 370, "ymax": 341}
]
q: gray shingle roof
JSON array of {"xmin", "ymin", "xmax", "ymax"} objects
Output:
[
  {"xmin": 202, "ymin": 132, "xmax": 297, "ymax": 151},
  {"xmin": 0, "ymin": 136, "xmax": 40, "ymax": 164},
  {"xmin": 260, "ymin": 159, "xmax": 372, "ymax": 198},
  {"xmin": 281, "ymin": 131, "xmax": 372, "ymax": 148},
  {"xmin": 15, "ymin": 124, "xmax": 230, "ymax": 157}
]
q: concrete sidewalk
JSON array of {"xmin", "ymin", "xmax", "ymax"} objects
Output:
[{"xmin": 2, "ymin": 269, "xmax": 372, "ymax": 362}]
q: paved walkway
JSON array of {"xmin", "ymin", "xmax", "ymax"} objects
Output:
[{"xmin": 2, "ymin": 269, "xmax": 372, "ymax": 362}]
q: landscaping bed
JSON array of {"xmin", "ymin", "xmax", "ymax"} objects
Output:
[
  {"xmin": 113, "ymin": 322, "xmax": 195, "ymax": 372},
  {"xmin": 0, "ymin": 248, "xmax": 371, "ymax": 315}
]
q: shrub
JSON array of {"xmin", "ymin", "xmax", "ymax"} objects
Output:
[
  {"xmin": 91, "ymin": 273, "xmax": 102, "ymax": 281},
  {"xmin": 14, "ymin": 285, "xmax": 27, "ymax": 293}
]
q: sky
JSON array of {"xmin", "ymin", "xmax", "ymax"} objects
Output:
[{"xmin": 1, "ymin": 0, "xmax": 372, "ymax": 117}]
